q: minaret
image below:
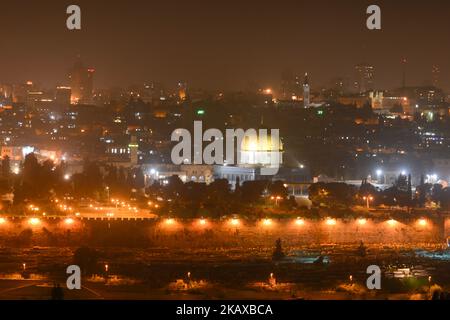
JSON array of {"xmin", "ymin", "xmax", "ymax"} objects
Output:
[{"xmin": 303, "ymin": 73, "xmax": 310, "ymax": 108}]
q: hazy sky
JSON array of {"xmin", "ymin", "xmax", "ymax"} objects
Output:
[{"xmin": 1, "ymin": 0, "xmax": 449, "ymax": 91}]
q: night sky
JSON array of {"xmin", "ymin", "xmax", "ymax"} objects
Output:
[{"xmin": 1, "ymin": 0, "xmax": 449, "ymax": 91}]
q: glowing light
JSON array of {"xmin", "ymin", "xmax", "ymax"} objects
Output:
[
  {"xmin": 418, "ymin": 219, "xmax": 427, "ymax": 227},
  {"xmin": 165, "ymin": 218, "xmax": 175, "ymax": 225},
  {"xmin": 65, "ymin": 218, "xmax": 74, "ymax": 225},
  {"xmin": 64, "ymin": 174, "xmax": 71, "ymax": 180},
  {"xmin": 0, "ymin": 217, "xmax": 6, "ymax": 224},
  {"xmin": 248, "ymin": 141, "xmax": 258, "ymax": 151},
  {"xmin": 199, "ymin": 218, "xmax": 207, "ymax": 226},
  {"xmin": 104, "ymin": 264, "xmax": 109, "ymax": 272},
  {"xmin": 262, "ymin": 219, "xmax": 272, "ymax": 226},
  {"xmin": 295, "ymin": 218, "xmax": 305, "ymax": 226},
  {"xmin": 230, "ymin": 218, "xmax": 240, "ymax": 226},
  {"xmin": 349, "ymin": 275, "xmax": 353, "ymax": 282},
  {"xmin": 358, "ymin": 218, "xmax": 367, "ymax": 225},
  {"xmin": 387, "ymin": 219, "xmax": 397, "ymax": 226},
  {"xmin": 326, "ymin": 218, "xmax": 336, "ymax": 226},
  {"xmin": 29, "ymin": 218, "xmax": 40, "ymax": 226}
]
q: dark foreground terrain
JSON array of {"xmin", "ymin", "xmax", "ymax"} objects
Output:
[{"xmin": 0, "ymin": 243, "xmax": 449, "ymax": 300}]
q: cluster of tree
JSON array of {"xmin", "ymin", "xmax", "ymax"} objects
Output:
[
  {"xmin": 415, "ymin": 175, "xmax": 450, "ymax": 210},
  {"xmin": 308, "ymin": 174, "xmax": 450, "ymax": 210},
  {"xmin": 71, "ymin": 163, "xmax": 145, "ymax": 199},
  {"xmin": 0, "ymin": 154, "xmax": 296, "ymax": 215},
  {"xmin": 0, "ymin": 153, "xmax": 148, "ymax": 204},
  {"xmin": 10, "ymin": 154, "xmax": 70, "ymax": 202},
  {"xmin": 147, "ymin": 177, "xmax": 293, "ymax": 218},
  {"xmin": 308, "ymin": 182, "xmax": 357, "ymax": 209}
]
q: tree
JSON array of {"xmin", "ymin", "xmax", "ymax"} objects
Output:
[
  {"xmin": 359, "ymin": 180, "xmax": 379, "ymax": 197},
  {"xmin": 309, "ymin": 182, "xmax": 357, "ymax": 208},
  {"xmin": 240, "ymin": 180, "xmax": 267, "ymax": 204},
  {"xmin": 132, "ymin": 167, "xmax": 145, "ymax": 190},
  {"xmin": 203, "ymin": 179, "xmax": 231, "ymax": 218},
  {"xmin": 438, "ymin": 188, "xmax": 450, "ymax": 210},
  {"xmin": 272, "ymin": 238, "xmax": 285, "ymax": 261},
  {"xmin": 268, "ymin": 181, "xmax": 288, "ymax": 198},
  {"xmin": 415, "ymin": 175, "xmax": 428, "ymax": 207},
  {"xmin": 17, "ymin": 153, "xmax": 46, "ymax": 200}
]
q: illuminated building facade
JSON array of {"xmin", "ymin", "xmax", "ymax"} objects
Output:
[
  {"xmin": 69, "ymin": 58, "xmax": 95, "ymax": 104},
  {"xmin": 239, "ymin": 131, "xmax": 283, "ymax": 169},
  {"xmin": 354, "ymin": 63, "xmax": 375, "ymax": 94}
]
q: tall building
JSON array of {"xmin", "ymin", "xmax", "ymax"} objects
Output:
[
  {"xmin": 12, "ymin": 81, "xmax": 34, "ymax": 103},
  {"xmin": 303, "ymin": 73, "xmax": 310, "ymax": 108},
  {"xmin": 55, "ymin": 86, "xmax": 72, "ymax": 107},
  {"xmin": 354, "ymin": 63, "xmax": 374, "ymax": 94},
  {"xmin": 281, "ymin": 69, "xmax": 302, "ymax": 100},
  {"xmin": 69, "ymin": 58, "xmax": 95, "ymax": 104}
]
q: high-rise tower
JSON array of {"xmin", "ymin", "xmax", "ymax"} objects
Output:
[
  {"xmin": 303, "ymin": 73, "xmax": 310, "ymax": 108},
  {"xmin": 354, "ymin": 63, "xmax": 374, "ymax": 94},
  {"xmin": 69, "ymin": 57, "xmax": 95, "ymax": 104}
]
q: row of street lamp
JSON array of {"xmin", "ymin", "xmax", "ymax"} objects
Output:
[{"xmin": 0, "ymin": 216, "xmax": 431, "ymax": 229}]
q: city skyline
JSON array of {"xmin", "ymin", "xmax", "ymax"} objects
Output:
[
  {"xmin": 0, "ymin": 0, "xmax": 449, "ymax": 304},
  {"xmin": 1, "ymin": 0, "xmax": 450, "ymax": 91}
]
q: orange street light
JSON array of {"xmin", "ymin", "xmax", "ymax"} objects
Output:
[
  {"xmin": 29, "ymin": 218, "xmax": 40, "ymax": 226},
  {"xmin": 418, "ymin": 219, "xmax": 427, "ymax": 227},
  {"xmin": 295, "ymin": 218, "xmax": 305, "ymax": 226},
  {"xmin": 362, "ymin": 195, "xmax": 374, "ymax": 209},
  {"xmin": 230, "ymin": 218, "xmax": 240, "ymax": 226},
  {"xmin": 358, "ymin": 218, "xmax": 367, "ymax": 225},
  {"xmin": 387, "ymin": 219, "xmax": 397, "ymax": 227}
]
